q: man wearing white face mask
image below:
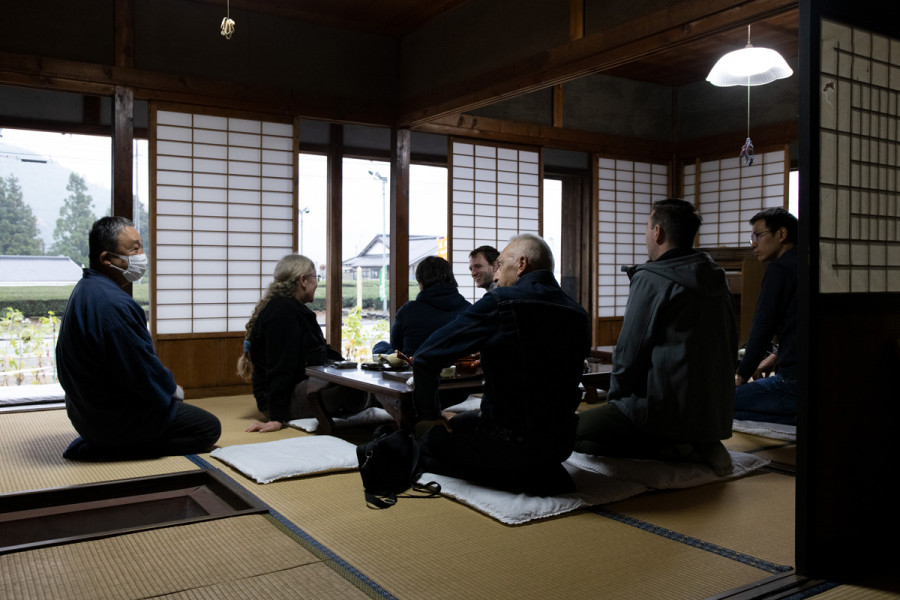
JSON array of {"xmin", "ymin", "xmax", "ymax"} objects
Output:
[{"xmin": 56, "ymin": 216, "xmax": 221, "ymax": 460}]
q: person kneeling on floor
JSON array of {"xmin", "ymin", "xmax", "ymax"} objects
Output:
[{"xmin": 57, "ymin": 216, "xmax": 221, "ymax": 460}]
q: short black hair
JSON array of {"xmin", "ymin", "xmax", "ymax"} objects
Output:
[
  {"xmin": 650, "ymin": 198, "xmax": 701, "ymax": 249},
  {"xmin": 415, "ymin": 255, "xmax": 457, "ymax": 289},
  {"xmin": 469, "ymin": 245, "xmax": 499, "ymax": 265},
  {"xmin": 750, "ymin": 207, "xmax": 798, "ymax": 244},
  {"xmin": 89, "ymin": 216, "xmax": 134, "ymax": 268}
]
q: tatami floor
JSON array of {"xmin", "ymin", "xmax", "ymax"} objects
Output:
[{"xmin": 0, "ymin": 395, "xmax": 896, "ymax": 600}]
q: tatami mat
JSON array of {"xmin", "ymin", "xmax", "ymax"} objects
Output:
[
  {"xmin": 0, "ymin": 514, "xmax": 370, "ymax": 600},
  {"xmin": 605, "ymin": 471, "xmax": 796, "ymax": 567},
  {"xmin": 2, "ymin": 394, "xmax": 809, "ymax": 600},
  {"xmin": 191, "ymin": 394, "xmax": 308, "ymax": 448},
  {"xmin": 219, "ymin": 468, "xmax": 774, "ymax": 600},
  {"xmin": 0, "ymin": 408, "xmax": 198, "ymax": 494}
]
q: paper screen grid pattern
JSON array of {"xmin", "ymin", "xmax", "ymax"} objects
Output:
[
  {"xmin": 819, "ymin": 20, "xmax": 900, "ymax": 293},
  {"xmin": 154, "ymin": 109, "xmax": 295, "ymax": 334},
  {"xmin": 596, "ymin": 158, "xmax": 668, "ymax": 318},
  {"xmin": 450, "ymin": 140, "xmax": 541, "ymax": 303},
  {"xmin": 683, "ymin": 150, "xmax": 786, "ymax": 249}
]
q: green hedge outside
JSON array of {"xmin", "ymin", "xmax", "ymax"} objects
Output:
[
  {"xmin": 0, "ymin": 284, "xmax": 149, "ymax": 319},
  {"xmin": 0, "ymin": 281, "xmax": 418, "ymax": 318},
  {"xmin": 309, "ymin": 280, "xmax": 419, "ymax": 312}
]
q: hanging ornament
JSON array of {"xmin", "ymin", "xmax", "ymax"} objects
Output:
[
  {"xmin": 740, "ymin": 137, "xmax": 754, "ymax": 166},
  {"xmin": 220, "ymin": 0, "xmax": 235, "ymax": 39}
]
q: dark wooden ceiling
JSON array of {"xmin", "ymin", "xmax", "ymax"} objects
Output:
[
  {"xmin": 194, "ymin": 0, "xmax": 474, "ymax": 37},
  {"xmin": 605, "ymin": 10, "xmax": 799, "ymax": 87},
  {"xmin": 199, "ymin": 0, "xmax": 798, "ymax": 90},
  {"xmin": 192, "ymin": 0, "xmax": 798, "ymax": 100}
]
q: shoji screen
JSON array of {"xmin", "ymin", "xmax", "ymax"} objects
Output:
[
  {"xmin": 683, "ymin": 149, "xmax": 787, "ymax": 248},
  {"xmin": 450, "ymin": 140, "xmax": 542, "ymax": 303},
  {"xmin": 153, "ymin": 109, "xmax": 295, "ymax": 335},
  {"xmin": 819, "ymin": 20, "xmax": 900, "ymax": 293},
  {"xmin": 596, "ymin": 158, "xmax": 669, "ymax": 317}
]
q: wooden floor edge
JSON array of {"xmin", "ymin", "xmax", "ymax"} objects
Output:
[{"xmin": 708, "ymin": 572, "xmax": 839, "ymax": 599}]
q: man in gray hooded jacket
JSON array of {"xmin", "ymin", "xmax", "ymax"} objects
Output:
[{"xmin": 575, "ymin": 198, "xmax": 737, "ymax": 475}]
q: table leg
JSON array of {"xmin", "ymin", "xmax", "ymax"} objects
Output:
[{"xmin": 307, "ymin": 389, "xmax": 334, "ymax": 435}]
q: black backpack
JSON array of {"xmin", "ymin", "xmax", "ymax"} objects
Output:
[{"xmin": 356, "ymin": 424, "xmax": 441, "ymax": 509}]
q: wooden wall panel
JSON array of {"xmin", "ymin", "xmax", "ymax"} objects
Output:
[
  {"xmin": 595, "ymin": 316, "xmax": 623, "ymax": 346},
  {"xmin": 156, "ymin": 336, "xmax": 250, "ymax": 398}
]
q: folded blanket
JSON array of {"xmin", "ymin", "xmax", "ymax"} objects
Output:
[
  {"xmin": 419, "ymin": 451, "xmax": 769, "ymax": 525},
  {"xmin": 287, "ymin": 406, "xmax": 395, "ymax": 433},
  {"xmin": 732, "ymin": 419, "xmax": 796, "ymax": 441},
  {"xmin": 210, "ymin": 435, "xmax": 359, "ymax": 483},
  {"xmin": 210, "ymin": 435, "xmax": 769, "ymax": 525},
  {"xmin": 443, "ymin": 395, "xmax": 482, "ymax": 413},
  {"xmin": 0, "ymin": 382, "xmax": 65, "ymax": 406}
]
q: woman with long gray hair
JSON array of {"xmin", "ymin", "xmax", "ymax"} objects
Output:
[{"xmin": 238, "ymin": 254, "xmax": 363, "ymax": 432}]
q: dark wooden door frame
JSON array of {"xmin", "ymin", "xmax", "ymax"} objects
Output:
[{"xmin": 797, "ymin": 0, "xmax": 900, "ymax": 581}]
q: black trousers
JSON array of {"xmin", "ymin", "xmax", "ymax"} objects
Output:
[
  {"xmin": 64, "ymin": 401, "xmax": 221, "ymax": 461},
  {"xmin": 417, "ymin": 411, "xmax": 575, "ymax": 496}
]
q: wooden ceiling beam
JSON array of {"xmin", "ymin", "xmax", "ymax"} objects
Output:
[
  {"xmin": 398, "ymin": 0, "xmax": 797, "ymax": 127},
  {"xmin": 0, "ymin": 51, "xmax": 395, "ymax": 126},
  {"xmin": 415, "ymin": 113, "xmax": 673, "ymax": 161}
]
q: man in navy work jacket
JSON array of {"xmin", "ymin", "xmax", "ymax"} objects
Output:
[
  {"xmin": 56, "ymin": 216, "xmax": 221, "ymax": 460},
  {"xmin": 412, "ymin": 233, "xmax": 590, "ymax": 496}
]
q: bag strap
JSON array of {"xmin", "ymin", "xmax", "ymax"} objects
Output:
[
  {"xmin": 364, "ymin": 479, "xmax": 442, "ymax": 510},
  {"xmin": 364, "ymin": 491, "xmax": 398, "ymax": 509}
]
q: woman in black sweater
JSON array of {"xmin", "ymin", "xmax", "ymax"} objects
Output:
[{"xmin": 237, "ymin": 254, "xmax": 362, "ymax": 432}]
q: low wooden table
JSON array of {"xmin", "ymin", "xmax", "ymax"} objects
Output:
[
  {"xmin": 582, "ymin": 362, "xmax": 612, "ymax": 403},
  {"xmin": 305, "ymin": 365, "xmax": 484, "ymax": 433}
]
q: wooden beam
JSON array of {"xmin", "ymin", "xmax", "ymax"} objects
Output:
[
  {"xmin": 398, "ymin": 0, "xmax": 798, "ymax": 126},
  {"xmin": 115, "ymin": 0, "xmax": 134, "ymax": 69},
  {"xmin": 112, "ymin": 86, "xmax": 134, "ymax": 220},
  {"xmin": 552, "ymin": 85, "xmax": 564, "ymax": 128},
  {"xmin": 389, "ymin": 129, "xmax": 411, "ymax": 319},
  {"xmin": 416, "ymin": 113, "xmax": 674, "ymax": 161},
  {"xmin": 570, "ymin": 0, "xmax": 584, "ymax": 41},
  {"xmin": 0, "ymin": 51, "xmax": 395, "ymax": 127},
  {"xmin": 325, "ymin": 124, "xmax": 344, "ymax": 349},
  {"xmin": 674, "ymin": 120, "xmax": 798, "ymax": 161}
]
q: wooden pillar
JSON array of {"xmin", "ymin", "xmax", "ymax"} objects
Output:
[
  {"xmin": 112, "ymin": 86, "xmax": 134, "ymax": 220},
  {"xmin": 389, "ymin": 128, "xmax": 411, "ymax": 318},
  {"xmin": 325, "ymin": 124, "xmax": 344, "ymax": 349},
  {"xmin": 112, "ymin": 0, "xmax": 135, "ymax": 219}
]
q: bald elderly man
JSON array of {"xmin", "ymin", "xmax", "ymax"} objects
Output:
[{"xmin": 412, "ymin": 233, "xmax": 590, "ymax": 496}]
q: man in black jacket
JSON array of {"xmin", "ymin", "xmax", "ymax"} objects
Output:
[
  {"xmin": 413, "ymin": 234, "xmax": 590, "ymax": 495},
  {"xmin": 734, "ymin": 207, "xmax": 798, "ymax": 424},
  {"xmin": 574, "ymin": 198, "xmax": 737, "ymax": 475}
]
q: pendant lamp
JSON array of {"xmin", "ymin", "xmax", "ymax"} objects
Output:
[
  {"xmin": 706, "ymin": 25, "xmax": 793, "ymax": 87},
  {"xmin": 706, "ymin": 25, "xmax": 792, "ymax": 165}
]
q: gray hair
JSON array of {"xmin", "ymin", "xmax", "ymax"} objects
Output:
[
  {"xmin": 509, "ymin": 233, "xmax": 554, "ymax": 272},
  {"xmin": 237, "ymin": 254, "xmax": 316, "ymax": 381}
]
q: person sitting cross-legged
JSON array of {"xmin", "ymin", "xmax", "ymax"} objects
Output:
[
  {"xmin": 574, "ymin": 199, "xmax": 738, "ymax": 476},
  {"xmin": 412, "ymin": 234, "xmax": 591, "ymax": 496}
]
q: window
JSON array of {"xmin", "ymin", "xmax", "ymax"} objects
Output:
[
  {"xmin": 450, "ymin": 140, "xmax": 541, "ymax": 303},
  {"xmin": 153, "ymin": 109, "xmax": 295, "ymax": 335}
]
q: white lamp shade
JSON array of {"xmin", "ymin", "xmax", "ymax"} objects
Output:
[{"xmin": 706, "ymin": 46, "xmax": 793, "ymax": 87}]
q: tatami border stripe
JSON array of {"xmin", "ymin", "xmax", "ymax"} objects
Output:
[
  {"xmin": 186, "ymin": 454, "xmax": 398, "ymax": 600},
  {"xmin": 588, "ymin": 506, "xmax": 794, "ymax": 574}
]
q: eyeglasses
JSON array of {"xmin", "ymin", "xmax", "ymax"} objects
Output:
[{"xmin": 749, "ymin": 230, "xmax": 772, "ymax": 244}]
